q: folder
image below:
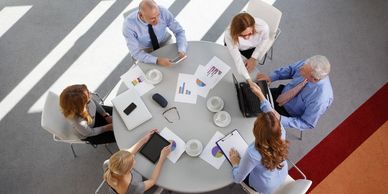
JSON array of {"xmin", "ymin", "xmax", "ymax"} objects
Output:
[{"xmin": 216, "ymin": 129, "xmax": 248, "ymax": 165}]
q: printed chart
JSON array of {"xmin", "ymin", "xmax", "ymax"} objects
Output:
[
  {"xmin": 200, "ymin": 131, "xmax": 225, "ymax": 169},
  {"xmin": 174, "ymin": 73, "xmax": 198, "ymax": 104},
  {"xmin": 120, "ymin": 65, "xmax": 154, "ymax": 96},
  {"xmin": 160, "ymin": 127, "xmax": 186, "ymax": 163}
]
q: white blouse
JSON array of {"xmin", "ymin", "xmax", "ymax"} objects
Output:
[{"xmin": 225, "ymin": 17, "xmax": 270, "ymax": 80}]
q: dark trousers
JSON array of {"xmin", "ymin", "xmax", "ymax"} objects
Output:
[
  {"xmin": 83, "ymin": 105, "xmax": 116, "ymax": 145},
  {"xmin": 224, "ymin": 42, "xmax": 256, "ymax": 59},
  {"xmin": 270, "ymin": 85, "xmax": 291, "ymax": 117},
  {"xmin": 243, "ymin": 174, "xmax": 256, "ymax": 191}
]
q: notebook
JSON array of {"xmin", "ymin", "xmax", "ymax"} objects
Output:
[
  {"xmin": 216, "ymin": 129, "xmax": 248, "ymax": 165},
  {"xmin": 111, "ymin": 89, "xmax": 152, "ymax": 131},
  {"xmin": 232, "ymin": 74, "xmax": 273, "ymax": 117}
]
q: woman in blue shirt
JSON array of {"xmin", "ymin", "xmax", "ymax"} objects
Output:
[{"xmin": 229, "ymin": 80, "xmax": 289, "ymax": 194}]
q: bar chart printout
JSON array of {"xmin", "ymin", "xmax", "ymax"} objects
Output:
[{"xmin": 174, "ymin": 73, "xmax": 198, "ymax": 104}]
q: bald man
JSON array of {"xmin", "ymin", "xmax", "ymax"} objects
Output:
[{"xmin": 123, "ymin": 0, "xmax": 187, "ymax": 67}]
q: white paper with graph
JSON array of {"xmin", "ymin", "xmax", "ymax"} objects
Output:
[
  {"xmin": 174, "ymin": 73, "xmax": 198, "ymax": 104},
  {"xmin": 159, "ymin": 127, "xmax": 186, "ymax": 164},
  {"xmin": 120, "ymin": 65, "xmax": 154, "ymax": 96},
  {"xmin": 199, "ymin": 131, "xmax": 226, "ymax": 169}
]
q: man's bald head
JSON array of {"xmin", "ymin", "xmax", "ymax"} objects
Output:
[{"xmin": 139, "ymin": 0, "xmax": 160, "ymax": 25}]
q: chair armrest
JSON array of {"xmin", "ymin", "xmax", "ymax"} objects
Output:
[{"xmin": 287, "ymin": 159, "xmax": 307, "ymax": 179}]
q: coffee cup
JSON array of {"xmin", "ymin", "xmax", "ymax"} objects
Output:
[
  {"xmin": 207, "ymin": 96, "xmax": 224, "ymax": 112},
  {"xmin": 213, "ymin": 111, "xmax": 231, "ymax": 127},
  {"xmin": 145, "ymin": 69, "xmax": 162, "ymax": 85},
  {"xmin": 185, "ymin": 139, "xmax": 203, "ymax": 157}
]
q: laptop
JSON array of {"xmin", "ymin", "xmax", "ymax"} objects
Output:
[{"xmin": 232, "ymin": 74, "xmax": 273, "ymax": 117}]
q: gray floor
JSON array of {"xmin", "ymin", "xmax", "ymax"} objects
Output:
[{"xmin": 0, "ymin": 0, "xmax": 387, "ymax": 193}]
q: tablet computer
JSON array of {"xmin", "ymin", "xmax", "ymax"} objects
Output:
[{"xmin": 139, "ymin": 132, "xmax": 170, "ymax": 163}]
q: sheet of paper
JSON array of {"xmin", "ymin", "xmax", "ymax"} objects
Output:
[
  {"xmin": 199, "ymin": 131, "xmax": 226, "ymax": 169},
  {"xmin": 120, "ymin": 65, "xmax": 154, "ymax": 96},
  {"xmin": 174, "ymin": 73, "xmax": 198, "ymax": 104},
  {"xmin": 159, "ymin": 127, "xmax": 186, "ymax": 164},
  {"xmin": 194, "ymin": 65, "xmax": 212, "ymax": 98},
  {"xmin": 202, "ymin": 56, "xmax": 231, "ymax": 89}
]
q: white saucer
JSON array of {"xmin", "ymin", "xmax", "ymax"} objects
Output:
[
  {"xmin": 213, "ymin": 111, "xmax": 231, "ymax": 128},
  {"xmin": 185, "ymin": 139, "xmax": 203, "ymax": 157},
  {"xmin": 145, "ymin": 69, "xmax": 163, "ymax": 85},
  {"xmin": 207, "ymin": 96, "xmax": 224, "ymax": 112}
]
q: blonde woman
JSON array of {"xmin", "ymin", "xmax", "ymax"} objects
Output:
[
  {"xmin": 60, "ymin": 84, "xmax": 115, "ymax": 144},
  {"xmin": 225, "ymin": 12, "xmax": 270, "ymax": 80},
  {"xmin": 104, "ymin": 129, "xmax": 171, "ymax": 194},
  {"xmin": 229, "ymin": 81, "xmax": 289, "ymax": 194}
]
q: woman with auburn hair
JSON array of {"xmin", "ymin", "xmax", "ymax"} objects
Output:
[
  {"xmin": 229, "ymin": 80, "xmax": 289, "ymax": 194},
  {"xmin": 60, "ymin": 84, "xmax": 115, "ymax": 144},
  {"xmin": 225, "ymin": 12, "xmax": 270, "ymax": 80},
  {"xmin": 104, "ymin": 129, "xmax": 171, "ymax": 194}
]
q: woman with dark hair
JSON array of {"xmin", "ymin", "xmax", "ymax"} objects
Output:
[
  {"xmin": 59, "ymin": 84, "xmax": 115, "ymax": 144},
  {"xmin": 225, "ymin": 12, "xmax": 270, "ymax": 80},
  {"xmin": 229, "ymin": 80, "xmax": 289, "ymax": 194}
]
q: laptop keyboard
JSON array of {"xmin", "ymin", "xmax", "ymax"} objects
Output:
[{"xmin": 241, "ymin": 83, "xmax": 261, "ymax": 114}]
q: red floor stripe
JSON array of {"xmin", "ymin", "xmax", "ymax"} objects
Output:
[{"xmin": 289, "ymin": 83, "xmax": 388, "ymax": 192}]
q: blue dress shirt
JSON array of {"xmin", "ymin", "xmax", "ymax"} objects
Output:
[
  {"xmin": 122, "ymin": 6, "xmax": 187, "ymax": 64},
  {"xmin": 269, "ymin": 60, "xmax": 333, "ymax": 130},
  {"xmin": 232, "ymin": 100, "xmax": 288, "ymax": 194}
]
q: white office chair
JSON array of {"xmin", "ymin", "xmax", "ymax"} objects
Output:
[
  {"xmin": 246, "ymin": 0, "xmax": 282, "ymax": 65},
  {"xmin": 41, "ymin": 91, "xmax": 112, "ymax": 158},
  {"xmin": 241, "ymin": 160, "xmax": 312, "ymax": 194}
]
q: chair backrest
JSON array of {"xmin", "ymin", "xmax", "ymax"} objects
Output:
[
  {"xmin": 272, "ymin": 179, "xmax": 312, "ymax": 194},
  {"xmin": 246, "ymin": 0, "xmax": 282, "ymax": 39},
  {"xmin": 41, "ymin": 91, "xmax": 80, "ymax": 141}
]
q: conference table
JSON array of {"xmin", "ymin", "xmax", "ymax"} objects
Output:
[{"xmin": 112, "ymin": 41, "xmax": 258, "ymax": 193}]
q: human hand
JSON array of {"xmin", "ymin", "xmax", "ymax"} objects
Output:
[
  {"xmin": 157, "ymin": 57, "xmax": 172, "ymax": 67},
  {"xmin": 178, "ymin": 52, "xmax": 186, "ymax": 59},
  {"xmin": 256, "ymin": 73, "xmax": 272, "ymax": 83},
  {"xmin": 245, "ymin": 58, "xmax": 257, "ymax": 73},
  {"xmin": 160, "ymin": 145, "xmax": 172, "ymax": 160},
  {"xmin": 229, "ymin": 148, "xmax": 241, "ymax": 167},
  {"xmin": 141, "ymin": 128, "xmax": 158, "ymax": 144},
  {"xmin": 248, "ymin": 80, "xmax": 263, "ymax": 96},
  {"xmin": 104, "ymin": 123, "xmax": 113, "ymax": 131},
  {"xmin": 104, "ymin": 115, "xmax": 112, "ymax": 124}
]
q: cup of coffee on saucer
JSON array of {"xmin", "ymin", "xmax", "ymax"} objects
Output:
[
  {"xmin": 207, "ymin": 96, "xmax": 224, "ymax": 112},
  {"xmin": 185, "ymin": 139, "xmax": 203, "ymax": 157},
  {"xmin": 145, "ymin": 69, "xmax": 163, "ymax": 85},
  {"xmin": 213, "ymin": 111, "xmax": 231, "ymax": 127}
]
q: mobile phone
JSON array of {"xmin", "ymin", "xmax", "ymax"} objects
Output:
[
  {"xmin": 171, "ymin": 55, "xmax": 187, "ymax": 64},
  {"xmin": 123, "ymin": 102, "xmax": 137, "ymax": 115}
]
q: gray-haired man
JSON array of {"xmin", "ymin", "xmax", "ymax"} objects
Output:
[{"xmin": 256, "ymin": 55, "xmax": 333, "ymax": 131}]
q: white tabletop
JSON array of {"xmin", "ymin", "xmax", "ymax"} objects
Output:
[{"xmin": 112, "ymin": 41, "xmax": 257, "ymax": 193}]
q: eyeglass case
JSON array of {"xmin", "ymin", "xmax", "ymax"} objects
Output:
[{"xmin": 152, "ymin": 93, "xmax": 168, "ymax": 108}]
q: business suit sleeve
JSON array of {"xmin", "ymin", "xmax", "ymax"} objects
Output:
[
  {"xmin": 232, "ymin": 148, "xmax": 257, "ymax": 183},
  {"xmin": 269, "ymin": 60, "xmax": 303, "ymax": 82},
  {"xmin": 163, "ymin": 8, "xmax": 187, "ymax": 53},
  {"xmin": 71, "ymin": 118, "xmax": 110, "ymax": 137},
  {"xmin": 122, "ymin": 19, "xmax": 158, "ymax": 64}
]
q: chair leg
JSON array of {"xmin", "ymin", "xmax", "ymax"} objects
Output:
[
  {"xmin": 268, "ymin": 46, "xmax": 274, "ymax": 60},
  {"xmin": 104, "ymin": 144, "xmax": 113, "ymax": 155},
  {"xmin": 70, "ymin": 144, "xmax": 77, "ymax": 158},
  {"xmin": 154, "ymin": 187, "xmax": 164, "ymax": 194},
  {"xmin": 259, "ymin": 53, "xmax": 267, "ymax": 65},
  {"xmin": 299, "ymin": 131, "xmax": 303, "ymax": 140}
]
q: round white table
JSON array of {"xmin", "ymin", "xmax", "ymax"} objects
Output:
[{"xmin": 113, "ymin": 41, "xmax": 256, "ymax": 193}]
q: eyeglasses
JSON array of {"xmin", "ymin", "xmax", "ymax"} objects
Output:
[{"xmin": 162, "ymin": 107, "xmax": 180, "ymax": 123}]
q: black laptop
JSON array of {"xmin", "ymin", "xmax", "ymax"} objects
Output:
[{"xmin": 233, "ymin": 74, "xmax": 272, "ymax": 117}]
